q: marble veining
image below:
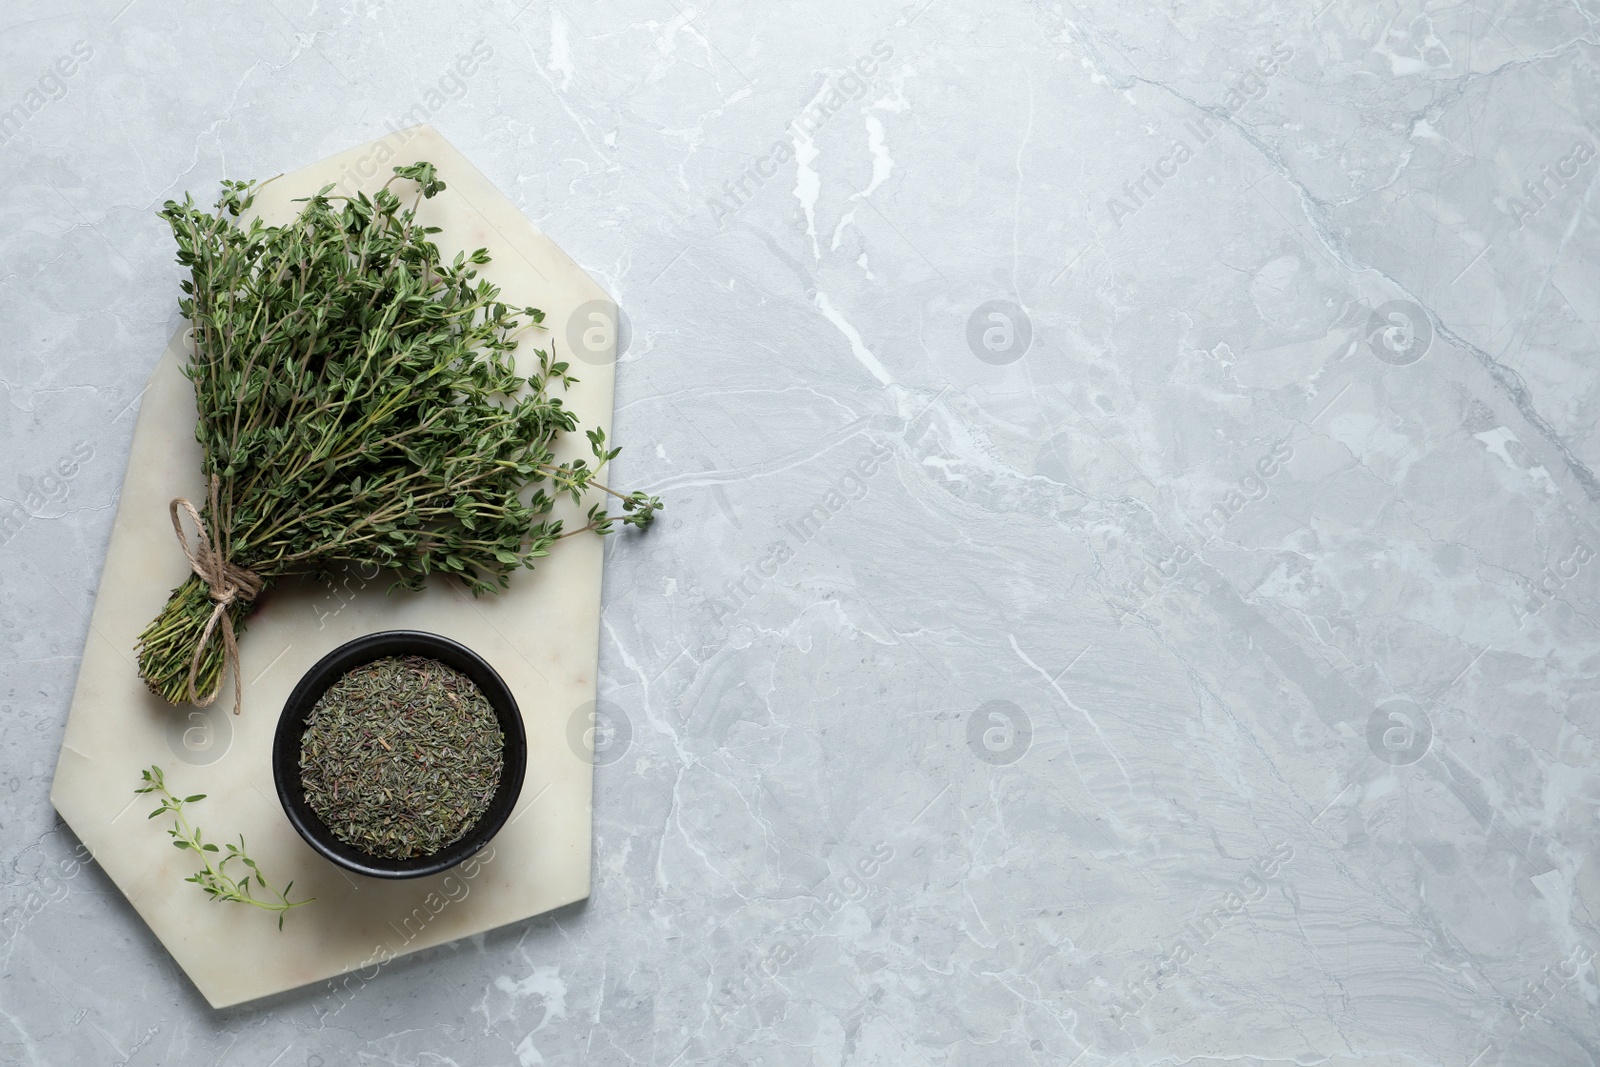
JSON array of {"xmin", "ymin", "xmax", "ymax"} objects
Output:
[{"xmin": 3, "ymin": 1, "xmax": 1599, "ymax": 1064}]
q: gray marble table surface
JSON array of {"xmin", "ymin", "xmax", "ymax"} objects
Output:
[{"xmin": 3, "ymin": 2, "xmax": 1598, "ymax": 1064}]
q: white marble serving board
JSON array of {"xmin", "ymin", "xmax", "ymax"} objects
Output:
[{"xmin": 49, "ymin": 127, "xmax": 613, "ymax": 1008}]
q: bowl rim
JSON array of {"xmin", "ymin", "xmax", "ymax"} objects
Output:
[{"xmin": 271, "ymin": 629, "xmax": 528, "ymax": 880}]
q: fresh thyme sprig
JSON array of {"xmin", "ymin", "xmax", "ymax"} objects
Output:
[
  {"xmin": 135, "ymin": 161, "xmax": 659, "ymax": 708},
  {"xmin": 136, "ymin": 765, "xmax": 311, "ymax": 929}
]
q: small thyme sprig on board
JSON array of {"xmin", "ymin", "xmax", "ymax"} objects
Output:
[
  {"xmin": 134, "ymin": 160, "xmax": 661, "ymax": 712},
  {"xmin": 136, "ymin": 765, "xmax": 311, "ymax": 929}
]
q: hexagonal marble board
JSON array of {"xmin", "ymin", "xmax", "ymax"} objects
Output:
[{"xmin": 50, "ymin": 127, "xmax": 613, "ymax": 1008}]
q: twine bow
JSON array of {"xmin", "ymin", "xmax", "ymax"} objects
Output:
[{"xmin": 168, "ymin": 476, "xmax": 263, "ymax": 715}]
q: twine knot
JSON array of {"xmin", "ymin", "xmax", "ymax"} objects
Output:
[{"xmin": 169, "ymin": 476, "xmax": 263, "ymax": 715}]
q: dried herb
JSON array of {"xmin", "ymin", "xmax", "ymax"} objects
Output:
[
  {"xmin": 135, "ymin": 161, "xmax": 661, "ymax": 714},
  {"xmin": 136, "ymin": 765, "xmax": 311, "ymax": 929},
  {"xmin": 299, "ymin": 655, "xmax": 504, "ymax": 859}
]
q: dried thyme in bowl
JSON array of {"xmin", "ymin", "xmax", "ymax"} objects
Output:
[{"xmin": 299, "ymin": 655, "xmax": 504, "ymax": 859}]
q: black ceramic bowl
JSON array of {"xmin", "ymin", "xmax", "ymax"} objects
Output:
[{"xmin": 272, "ymin": 630, "xmax": 527, "ymax": 879}]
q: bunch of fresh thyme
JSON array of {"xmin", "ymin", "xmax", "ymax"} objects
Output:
[
  {"xmin": 135, "ymin": 162, "xmax": 659, "ymax": 711},
  {"xmin": 137, "ymin": 765, "xmax": 310, "ymax": 928}
]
